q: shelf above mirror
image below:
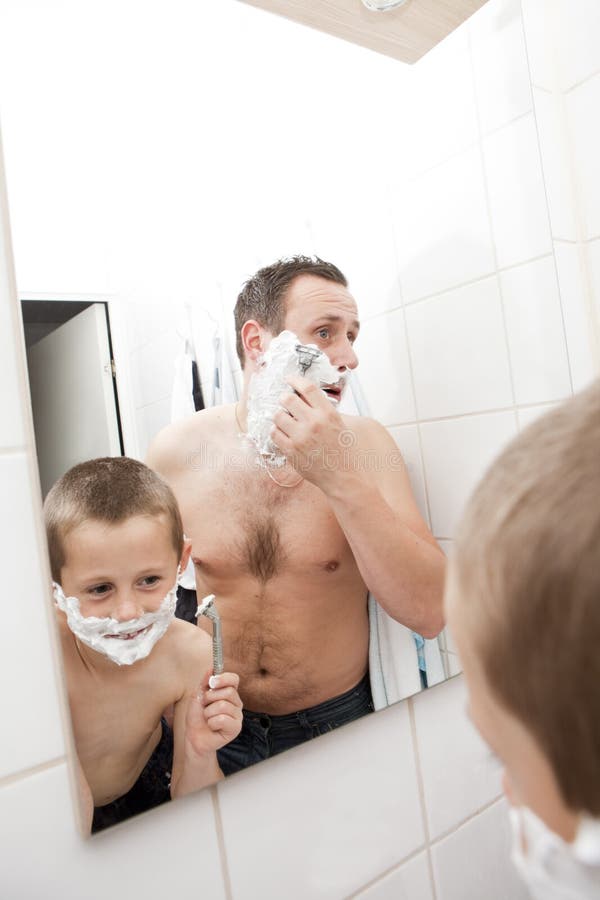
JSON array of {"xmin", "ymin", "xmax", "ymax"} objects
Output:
[{"xmin": 237, "ymin": 0, "xmax": 488, "ymax": 64}]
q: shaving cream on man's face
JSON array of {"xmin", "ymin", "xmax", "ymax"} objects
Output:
[
  {"xmin": 53, "ymin": 580, "xmax": 178, "ymax": 666},
  {"xmin": 246, "ymin": 330, "xmax": 346, "ymax": 467}
]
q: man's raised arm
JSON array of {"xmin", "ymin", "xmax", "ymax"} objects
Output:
[{"xmin": 272, "ymin": 376, "xmax": 446, "ymax": 638}]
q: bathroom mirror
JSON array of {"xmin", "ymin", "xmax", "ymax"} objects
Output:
[{"xmin": 1, "ymin": 0, "xmax": 598, "ymax": 833}]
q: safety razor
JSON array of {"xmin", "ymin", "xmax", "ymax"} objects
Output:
[
  {"xmin": 195, "ymin": 594, "xmax": 224, "ymax": 675},
  {"xmin": 295, "ymin": 343, "xmax": 321, "ymax": 376}
]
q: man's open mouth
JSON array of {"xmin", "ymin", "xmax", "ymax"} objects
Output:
[
  {"xmin": 105, "ymin": 624, "xmax": 152, "ymax": 641},
  {"xmin": 321, "ymin": 382, "xmax": 344, "ymax": 402}
]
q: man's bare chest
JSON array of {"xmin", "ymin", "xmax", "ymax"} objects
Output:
[{"xmin": 177, "ymin": 462, "xmax": 354, "ymax": 583}]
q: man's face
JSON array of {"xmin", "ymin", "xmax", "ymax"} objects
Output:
[
  {"xmin": 444, "ymin": 562, "xmax": 579, "ymax": 844},
  {"xmin": 60, "ymin": 514, "xmax": 180, "ymax": 633},
  {"xmin": 280, "ymin": 274, "xmax": 360, "ymax": 397}
]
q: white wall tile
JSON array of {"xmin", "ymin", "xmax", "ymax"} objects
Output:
[
  {"xmin": 0, "ymin": 453, "xmax": 65, "ymax": 779},
  {"xmin": 500, "ymin": 255, "xmax": 572, "ymax": 404},
  {"xmin": 357, "ymin": 311, "xmax": 416, "ymax": 426},
  {"xmin": 521, "ymin": 0, "xmax": 560, "ymax": 92},
  {"xmin": 130, "ymin": 329, "xmax": 179, "ymax": 410},
  {"xmin": 310, "ymin": 191, "xmax": 402, "ymax": 320},
  {"xmin": 431, "ymin": 800, "xmax": 530, "ymax": 900},
  {"xmin": 124, "ymin": 298, "xmax": 181, "ymax": 354},
  {"xmin": 405, "ymin": 277, "xmax": 513, "ymax": 419},
  {"xmin": 419, "ymin": 411, "xmax": 518, "ymax": 538},
  {"xmin": 470, "ymin": 0, "xmax": 532, "ymax": 135},
  {"xmin": 517, "ymin": 402, "xmax": 561, "ymax": 430},
  {"xmin": 483, "ymin": 113, "xmax": 552, "ymax": 269},
  {"xmin": 586, "ymin": 238, "xmax": 600, "ymax": 335},
  {"xmin": 353, "ymin": 852, "xmax": 433, "ymax": 900},
  {"xmin": 533, "ymin": 89, "xmax": 578, "ymax": 241},
  {"xmin": 412, "ymin": 678, "xmax": 502, "ymax": 840},
  {"xmin": 135, "ymin": 397, "xmax": 171, "ymax": 461},
  {"xmin": 218, "ymin": 702, "xmax": 425, "ymax": 900},
  {"xmin": 443, "ymin": 626, "xmax": 459, "ymax": 656},
  {"xmin": 393, "ymin": 148, "xmax": 495, "ymax": 304},
  {"xmin": 388, "ymin": 425, "xmax": 430, "ymax": 526},
  {"xmin": 555, "ymin": 242, "xmax": 599, "ymax": 390},
  {"xmin": 0, "ymin": 763, "xmax": 225, "ymax": 900},
  {"xmin": 554, "ymin": 0, "xmax": 600, "ymax": 90},
  {"xmin": 567, "ymin": 73, "xmax": 600, "ymax": 240},
  {"xmin": 393, "ymin": 25, "xmax": 477, "ymax": 179},
  {"xmin": 446, "ymin": 653, "xmax": 463, "ymax": 677},
  {"xmin": 0, "ymin": 221, "xmax": 27, "ymax": 449},
  {"xmin": 437, "ymin": 540, "xmax": 453, "ymax": 558}
]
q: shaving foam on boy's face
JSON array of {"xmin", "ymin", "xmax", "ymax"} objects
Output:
[
  {"xmin": 53, "ymin": 578, "xmax": 178, "ymax": 665},
  {"xmin": 246, "ymin": 330, "xmax": 347, "ymax": 466}
]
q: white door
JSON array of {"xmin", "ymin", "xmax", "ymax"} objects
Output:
[{"xmin": 27, "ymin": 303, "xmax": 122, "ymax": 496}]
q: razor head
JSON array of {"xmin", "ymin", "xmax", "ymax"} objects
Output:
[
  {"xmin": 196, "ymin": 594, "xmax": 216, "ymax": 618},
  {"xmin": 295, "ymin": 343, "xmax": 322, "ymax": 376}
]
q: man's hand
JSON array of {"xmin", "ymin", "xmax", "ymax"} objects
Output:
[
  {"xmin": 184, "ymin": 671, "xmax": 243, "ymax": 758},
  {"xmin": 271, "ymin": 374, "xmax": 355, "ymax": 490}
]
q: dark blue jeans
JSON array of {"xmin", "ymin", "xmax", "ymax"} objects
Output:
[
  {"xmin": 217, "ymin": 673, "xmax": 374, "ymax": 776},
  {"xmin": 92, "ymin": 717, "xmax": 173, "ymax": 833}
]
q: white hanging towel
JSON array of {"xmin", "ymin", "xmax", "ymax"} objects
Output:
[
  {"xmin": 347, "ymin": 374, "xmax": 444, "ymax": 706},
  {"xmin": 169, "ymin": 340, "xmax": 199, "ymax": 591},
  {"xmin": 369, "ymin": 595, "xmax": 421, "ymax": 709},
  {"xmin": 211, "ymin": 285, "xmax": 239, "ymax": 406},
  {"xmin": 170, "ymin": 349, "xmax": 196, "ymax": 423}
]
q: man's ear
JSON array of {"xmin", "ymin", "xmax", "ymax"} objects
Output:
[{"xmin": 241, "ymin": 319, "xmax": 271, "ymax": 364}]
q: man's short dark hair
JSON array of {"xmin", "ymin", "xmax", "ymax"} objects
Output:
[{"xmin": 233, "ymin": 255, "xmax": 348, "ymax": 366}]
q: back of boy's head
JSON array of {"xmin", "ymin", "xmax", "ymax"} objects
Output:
[
  {"xmin": 44, "ymin": 457, "xmax": 184, "ymax": 583},
  {"xmin": 453, "ymin": 380, "xmax": 600, "ymax": 817}
]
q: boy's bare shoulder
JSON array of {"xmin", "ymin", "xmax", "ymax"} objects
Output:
[{"xmin": 162, "ymin": 619, "xmax": 212, "ymax": 677}]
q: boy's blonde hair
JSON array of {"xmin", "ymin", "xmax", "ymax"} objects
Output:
[
  {"xmin": 453, "ymin": 381, "xmax": 600, "ymax": 816},
  {"xmin": 44, "ymin": 457, "xmax": 184, "ymax": 582}
]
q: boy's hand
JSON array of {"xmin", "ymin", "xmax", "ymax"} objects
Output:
[{"xmin": 184, "ymin": 671, "xmax": 243, "ymax": 758}]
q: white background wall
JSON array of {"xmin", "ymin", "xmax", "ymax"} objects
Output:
[{"xmin": 0, "ymin": 0, "xmax": 598, "ymax": 898}]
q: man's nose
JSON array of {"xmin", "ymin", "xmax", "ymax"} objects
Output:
[{"xmin": 333, "ymin": 342, "xmax": 358, "ymax": 372}]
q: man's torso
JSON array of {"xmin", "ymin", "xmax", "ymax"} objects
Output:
[{"xmin": 168, "ymin": 406, "xmax": 370, "ymax": 714}]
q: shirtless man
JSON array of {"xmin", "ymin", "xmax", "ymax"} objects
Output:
[{"xmin": 147, "ymin": 256, "xmax": 445, "ymax": 774}]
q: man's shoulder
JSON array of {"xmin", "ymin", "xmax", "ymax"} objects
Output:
[
  {"xmin": 146, "ymin": 405, "xmax": 235, "ymax": 473},
  {"xmin": 341, "ymin": 413, "xmax": 390, "ymax": 445}
]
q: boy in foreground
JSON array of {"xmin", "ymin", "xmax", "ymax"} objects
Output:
[
  {"xmin": 45, "ymin": 457, "xmax": 243, "ymax": 833},
  {"xmin": 446, "ymin": 382, "xmax": 600, "ymax": 899}
]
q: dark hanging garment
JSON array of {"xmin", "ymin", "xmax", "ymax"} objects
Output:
[{"xmin": 191, "ymin": 359, "xmax": 205, "ymax": 411}]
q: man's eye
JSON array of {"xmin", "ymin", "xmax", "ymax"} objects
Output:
[
  {"xmin": 317, "ymin": 328, "xmax": 330, "ymax": 340},
  {"xmin": 348, "ymin": 333, "xmax": 356, "ymax": 344}
]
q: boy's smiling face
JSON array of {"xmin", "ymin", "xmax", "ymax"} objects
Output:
[{"xmin": 59, "ymin": 514, "xmax": 185, "ymax": 627}]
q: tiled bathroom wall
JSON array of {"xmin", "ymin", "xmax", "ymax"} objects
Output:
[{"xmin": 1, "ymin": 0, "xmax": 599, "ymax": 898}]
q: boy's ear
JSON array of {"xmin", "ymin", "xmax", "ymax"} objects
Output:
[{"xmin": 180, "ymin": 537, "xmax": 192, "ymax": 572}]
